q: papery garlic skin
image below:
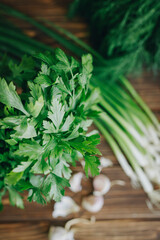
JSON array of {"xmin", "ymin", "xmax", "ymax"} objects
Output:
[
  {"xmin": 69, "ymin": 172, "xmax": 83, "ymax": 193},
  {"xmin": 80, "ymin": 160, "xmax": 85, "ymax": 168},
  {"xmin": 99, "ymin": 157, "xmax": 113, "ymax": 171},
  {"xmin": 52, "ymin": 196, "xmax": 80, "ymax": 218},
  {"xmin": 82, "ymin": 195, "xmax": 104, "ymax": 212},
  {"xmin": 93, "ymin": 174, "xmax": 111, "ymax": 196},
  {"xmin": 49, "ymin": 227, "xmax": 74, "ymax": 240}
]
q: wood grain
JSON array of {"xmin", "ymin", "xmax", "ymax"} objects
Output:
[
  {"xmin": 74, "ymin": 220, "xmax": 160, "ymax": 240},
  {"xmin": 0, "ymin": 0, "xmax": 160, "ymax": 239},
  {"xmin": 0, "ymin": 221, "xmax": 160, "ymax": 240},
  {"xmin": 0, "ymin": 222, "xmax": 49, "ymax": 240},
  {"xmin": 1, "ymin": 167, "xmax": 160, "ymax": 222}
]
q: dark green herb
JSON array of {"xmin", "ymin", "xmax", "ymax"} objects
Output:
[
  {"xmin": 69, "ymin": 0, "xmax": 160, "ymax": 79},
  {"xmin": 0, "ymin": 49, "xmax": 100, "ymax": 209},
  {"xmin": 0, "ymin": 3, "xmax": 160, "ymax": 207}
]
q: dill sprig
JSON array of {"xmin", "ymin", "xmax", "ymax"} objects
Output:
[{"xmin": 69, "ymin": 0, "xmax": 160, "ymax": 80}]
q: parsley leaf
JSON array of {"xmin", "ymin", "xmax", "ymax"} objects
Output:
[
  {"xmin": 7, "ymin": 186, "xmax": 24, "ymax": 209},
  {"xmin": 43, "ymin": 173, "xmax": 70, "ymax": 202},
  {"xmin": 84, "ymin": 155, "xmax": 100, "ymax": 178},
  {"xmin": 0, "ymin": 49, "xmax": 101, "ymax": 209},
  {"xmin": 48, "ymin": 97, "xmax": 65, "ymax": 131},
  {"xmin": 0, "ymin": 78, "xmax": 29, "ymax": 115},
  {"xmin": 14, "ymin": 142, "xmax": 43, "ymax": 160}
]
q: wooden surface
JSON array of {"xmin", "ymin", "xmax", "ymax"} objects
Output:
[{"xmin": 0, "ymin": 0, "xmax": 160, "ymax": 239}]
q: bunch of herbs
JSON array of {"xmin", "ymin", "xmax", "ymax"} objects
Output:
[{"xmin": 0, "ymin": 49, "xmax": 101, "ymax": 210}]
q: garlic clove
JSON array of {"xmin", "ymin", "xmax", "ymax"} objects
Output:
[
  {"xmin": 52, "ymin": 196, "xmax": 80, "ymax": 218},
  {"xmin": 49, "ymin": 217, "xmax": 96, "ymax": 240},
  {"xmin": 49, "ymin": 226, "xmax": 74, "ymax": 240},
  {"xmin": 99, "ymin": 157, "xmax": 113, "ymax": 172},
  {"xmin": 93, "ymin": 174, "xmax": 111, "ymax": 196},
  {"xmin": 69, "ymin": 172, "xmax": 84, "ymax": 193},
  {"xmin": 82, "ymin": 195, "xmax": 104, "ymax": 212},
  {"xmin": 80, "ymin": 159, "xmax": 85, "ymax": 168}
]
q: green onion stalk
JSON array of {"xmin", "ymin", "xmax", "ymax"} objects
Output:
[{"xmin": 0, "ymin": 3, "xmax": 160, "ymax": 207}]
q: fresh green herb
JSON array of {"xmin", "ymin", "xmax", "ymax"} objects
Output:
[
  {"xmin": 0, "ymin": 49, "xmax": 100, "ymax": 209},
  {"xmin": 69, "ymin": 0, "xmax": 160, "ymax": 80},
  {"xmin": 0, "ymin": 4, "xmax": 160, "ymax": 207}
]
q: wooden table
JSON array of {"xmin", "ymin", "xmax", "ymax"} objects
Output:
[{"xmin": 0, "ymin": 0, "xmax": 160, "ymax": 239}]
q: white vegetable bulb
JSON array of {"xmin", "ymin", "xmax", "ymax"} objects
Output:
[
  {"xmin": 82, "ymin": 195, "xmax": 104, "ymax": 212},
  {"xmin": 99, "ymin": 157, "xmax": 113, "ymax": 171},
  {"xmin": 93, "ymin": 174, "xmax": 111, "ymax": 196},
  {"xmin": 69, "ymin": 172, "xmax": 84, "ymax": 193},
  {"xmin": 49, "ymin": 218, "xmax": 95, "ymax": 240},
  {"xmin": 49, "ymin": 227, "xmax": 74, "ymax": 240},
  {"xmin": 52, "ymin": 196, "xmax": 80, "ymax": 218}
]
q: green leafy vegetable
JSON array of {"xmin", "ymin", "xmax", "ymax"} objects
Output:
[
  {"xmin": 0, "ymin": 2, "xmax": 160, "ymax": 208},
  {"xmin": 0, "ymin": 78, "xmax": 29, "ymax": 115},
  {"xmin": 7, "ymin": 186, "xmax": 24, "ymax": 209},
  {"xmin": 69, "ymin": 0, "xmax": 160, "ymax": 80},
  {"xmin": 0, "ymin": 50, "xmax": 100, "ymax": 209},
  {"xmin": 84, "ymin": 155, "xmax": 100, "ymax": 178}
]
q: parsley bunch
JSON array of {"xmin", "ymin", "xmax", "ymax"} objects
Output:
[{"xmin": 0, "ymin": 49, "xmax": 101, "ymax": 210}]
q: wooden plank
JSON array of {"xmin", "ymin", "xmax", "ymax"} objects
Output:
[
  {"xmin": 131, "ymin": 76, "xmax": 160, "ymax": 111},
  {"xmin": 0, "ymin": 222, "xmax": 49, "ymax": 240},
  {"xmin": 0, "ymin": 221, "xmax": 160, "ymax": 240},
  {"xmin": 74, "ymin": 220, "xmax": 160, "ymax": 240},
  {"xmin": 1, "ymin": 167, "xmax": 160, "ymax": 222}
]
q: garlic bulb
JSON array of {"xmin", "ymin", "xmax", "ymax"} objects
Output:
[
  {"xmin": 82, "ymin": 195, "xmax": 104, "ymax": 212},
  {"xmin": 52, "ymin": 196, "xmax": 80, "ymax": 218},
  {"xmin": 49, "ymin": 227, "xmax": 74, "ymax": 240},
  {"xmin": 69, "ymin": 172, "xmax": 84, "ymax": 193},
  {"xmin": 93, "ymin": 174, "xmax": 125, "ymax": 196},
  {"xmin": 99, "ymin": 157, "xmax": 113, "ymax": 172},
  {"xmin": 49, "ymin": 218, "xmax": 95, "ymax": 240},
  {"xmin": 93, "ymin": 174, "xmax": 111, "ymax": 196}
]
